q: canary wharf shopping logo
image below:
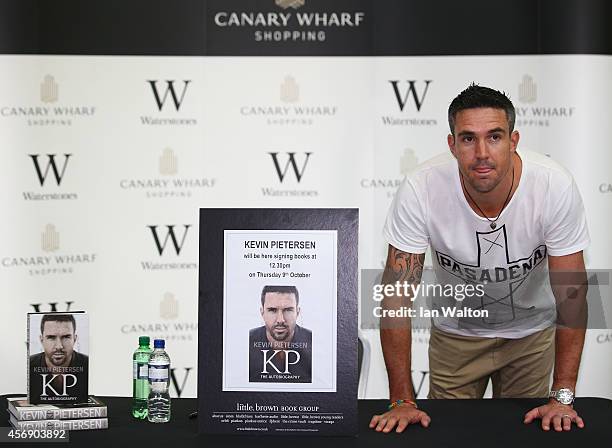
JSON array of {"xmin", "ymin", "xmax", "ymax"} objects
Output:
[
  {"xmin": 276, "ymin": 0, "xmax": 305, "ymax": 9},
  {"xmin": 140, "ymin": 80, "xmax": 197, "ymax": 126},
  {"xmin": 121, "ymin": 293, "xmax": 197, "ymax": 342},
  {"xmin": 240, "ymin": 75, "xmax": 338, "ymax": 127},
  {"xmin": 119, "ymin": 148, "xmax": 216, "ymax": 199},
  {"xmin": 1, "ymin": 224, "xmax": 97, "ymax": 276},
  {"xmin": 262, "ymin": 152, "xmax": 318, "ymax": 197},
  {"xmin": 212, "ymin": 1, "xmax": 365, "ymax": 43},
  {"xmin": 23, "ymin": 154, "xmax": 78, "ymax": 201},
  {"xmin": 141, "ymin": 225, "xmax": 197, "ymax": 271},
  {"xmin": 382, "ymin": 80, "xmax": 437, "ymax": 126},
  {"xmin": 361, "ymin": 148, "xmax": 419, "ymax": 198},
  {"xmin": 515, "ymin": 74, "xmax": 575, "ymax": 128},
  {"xmin": 1, "ymin": 75, "xmax": 96, "ymax": 127},
  {"xmin": 599, "ymin": 181, "xmax": 612, "ymax": 194}
]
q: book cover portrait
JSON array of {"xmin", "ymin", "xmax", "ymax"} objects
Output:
[
  {"xmin": 222, "ymin": 230, "xmax": 337, "ymax": 393},
  {"xmin": 27, "ymin": 312, "xmax": 89, "ymax": 404}
]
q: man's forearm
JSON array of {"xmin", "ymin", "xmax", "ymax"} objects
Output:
[
  {"xmin": 548, "ymin": 252, "xmax": 588, "ymax": 393},
  {"xmin": 552, "ymin": 328, "xmax": 585, "ymax": 391},
  {"xmin": 379, "ymin": 246, "xmax": 425, "ymax": 401}
]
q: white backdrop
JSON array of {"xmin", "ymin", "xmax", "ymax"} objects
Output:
[{"xmin": 1, "ymin": 55, "xmax": 610, "ymax": 399}]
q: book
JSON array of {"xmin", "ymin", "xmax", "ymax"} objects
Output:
[
  {"xmin": 9, "ymin": 413, "xmax": 108, "ymax": 431},
  {"xmin": 7, "ymin": 396, "xmax": 106, "ymax": 421},
  {"xmin": 27, "ymin": 311, "xmax": 89, "ymax": 405}
]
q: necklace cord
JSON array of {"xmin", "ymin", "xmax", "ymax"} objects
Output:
[{"xmin": 460, "ymin": 165, "xmax": 515, "ymax": 224}]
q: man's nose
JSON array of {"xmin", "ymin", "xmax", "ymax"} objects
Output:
[
  {"xmin": 475, "ymin": 138, "xmax": 488, "ymax": 159},
  {"xmin": 276, "ymin": 310, "xmax": 286, "ymax": 323},
  {"xmin": 53, "ymin": 339, "xmax": 63, "ymax": 350}
]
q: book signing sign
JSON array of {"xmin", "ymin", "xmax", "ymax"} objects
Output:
[{"xmin": 198, "ymin": 208, "xmax": 358, "ymax": 436}]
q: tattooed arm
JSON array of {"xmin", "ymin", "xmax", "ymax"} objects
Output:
[{"xmin": 370, "ymin": 244, "xmax": 430, "ymax": 433}]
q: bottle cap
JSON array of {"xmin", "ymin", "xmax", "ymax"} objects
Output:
[
  {"xmin": 139, "ymin": 336, "xmax": 150, "ymax": 346},
  {"xmin": 154, "ymin": 339, "xmax": 165, "ymax": 349}
]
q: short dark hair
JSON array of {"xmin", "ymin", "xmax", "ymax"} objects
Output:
[
  {"xmin": 260, "ymin": 285, "xmax": 299, "ymax": 307},
  {"xmin": 40, "ymin": 314, "xmax": 76, "ymax": 335},
  {"xmin": 448, "ymin": 83, "xmax": 516, "ymax": 135}
]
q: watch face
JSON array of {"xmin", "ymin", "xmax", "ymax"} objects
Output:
[{"xmin": 557, "ymin": 388, "xmax": 574, "ymax": 404}]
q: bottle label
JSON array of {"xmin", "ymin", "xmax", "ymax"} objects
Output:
[
  {"xmin": 133, "ymin": 361, "xmax": 149, "ymax": 379},
  {"xmin": 148, "ymin": 364, "xmax": 169, "ymax": 382}
]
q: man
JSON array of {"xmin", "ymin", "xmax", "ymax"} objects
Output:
[
  {"xmin": 370, "ymin": 84, "xmax": 589, "ymax": 433},
  {"xmin": 249, "ymin": 285, "xmax": 312, "ymax": 383},
  {"xmin": 30, "ymin": 313, "xmax": 88, "ymax": 400}
]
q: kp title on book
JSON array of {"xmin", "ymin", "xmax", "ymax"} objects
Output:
[{"xmin": 27, "ymin": 312, "xmax": 89, "ymax": 404}]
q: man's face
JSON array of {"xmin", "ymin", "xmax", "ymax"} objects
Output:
[
  {"xmin": 260, "ymin": 292, "xmax": 299, "ymax": 342},
  {"xmin": 448, "ymin": 108, "xmax": 520, "ymax": 193},
  {"xmin": 40, "ymin": 321, "xmax": 76, "ymax": 367}
]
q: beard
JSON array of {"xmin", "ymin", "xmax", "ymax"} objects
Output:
[{"xmin": 270, "ymin": 325, "xmax": 291, "ymax": 341}]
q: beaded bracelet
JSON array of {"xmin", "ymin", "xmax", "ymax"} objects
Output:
[{"xmin": 388, "ymin": 399, "xmax": 418, "ymax": 410}]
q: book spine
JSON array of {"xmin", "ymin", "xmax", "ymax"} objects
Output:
[
  {"xmin": 56, "ymin": 406, "xmax": 108, "ymax": 420},
  {"xmin": 26, "ymin": 315, "xmax": 31, "ymax": 402},
  {"xmin": 12, "ymin": 418, "xmax": 109, "ymax": 431},
  {"xmin": 12, "ymin": 406, "xmax": 108, "ymax": 421}
]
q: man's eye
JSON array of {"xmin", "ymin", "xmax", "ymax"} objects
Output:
[
  {"xmin": 462, "ymin": 136, "xmax": 473, "ymax": 143},
  {"xmin": 490, "ymin": 134, "xmax": 501, "ymax": 141}
]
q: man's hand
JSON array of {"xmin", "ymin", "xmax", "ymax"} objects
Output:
[
  {"xmin": 369, "ymin": 405, "xmax": 431, "ymax": 433},
  {"xmin": 523, "ymin": 401, "xmax": 584, "ymax": 431}
]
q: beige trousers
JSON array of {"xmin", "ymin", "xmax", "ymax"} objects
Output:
[{"xmin": 428, "ymin": 325, "xmax": 555, "ymax": 399}]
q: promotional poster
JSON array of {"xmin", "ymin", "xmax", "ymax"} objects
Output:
[
  {"xmin": 223, "ymin": 229, "xmax": 337, "ymax": 391},
  {"xmin": 198, "ymin": 208, "xmax": 358, "ymax": 436},
  {"xmin": 27, "ymin": 312, "xmax": 89, "ymax": 405}
]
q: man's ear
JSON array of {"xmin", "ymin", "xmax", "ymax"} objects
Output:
[
  {"xmin": 510, "ymin": 130, "xmax": 520, "ymax": 152},
  {"xmin": 260, "ymin": 306, "xmax": 264, "ymax": 317},
  {"xmin": 448, "ymin": 134, "xmax": 457, "ymax": 158}
]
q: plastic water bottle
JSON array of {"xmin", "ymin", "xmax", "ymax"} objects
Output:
[
  {"xmin": 132, "ymin": 336, "xmax": 152, "ymax": 419},
  {"xmin": 147, "ymin": 339, "xmax": 171, "ymax": 423}
]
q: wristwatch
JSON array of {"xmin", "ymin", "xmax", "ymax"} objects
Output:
[{"xmin": 549, "ymin": 388, "xmax": 575, "ymax": 405}]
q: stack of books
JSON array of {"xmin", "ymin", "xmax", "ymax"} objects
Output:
[{"xmin": 7, "ymin": 396, "xmax": 108, "ymax": 430}]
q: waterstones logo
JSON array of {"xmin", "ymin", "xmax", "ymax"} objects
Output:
[
  {"xmin": 30, "ymin": 301, "xmax": 75, "ymax": 313},
  {"xmin": 360, "ymin": 148, "xmax": 419, "ymax": 198},
  {"xmin": 141, "ymin": 225, "xmax": 197, "ymax": 271},
  {"xmin": 140, "ymin": 80, "xmax": 197, "ymax": 126},
  {"xmin": 121, "ymin": 293, "xmax": 198, "ymax": 344},
  {"xmin": 381, "ymin": 80, "xmax": 437, "ymax": 126},
  {"xmin": 515, "ymin": 74, "xmax": 575, "ymax": 128},
  {"xmin": 262, "ymin": 152, "xmax": 318, "ymax": 197},
  {"xmin": 212, "ymin": 1, "xmax": 366, "ymax": 43},
  {"xmin": 119, "ymin": 148, "xmax": 216, "ymax": 199},
  {"xmin": 23, "ymin": 154, "xmax": 78, "ymax": 201},
  {"xmin": 240, "ymin": 75, "xmax": 338, "ymax": 126},
  {"xmin": 1, "ymin": 224, "xmax": 97, "ymax": 276},
  {"xmin": 0, "ymin": 75, "xmax": 96, "ymax": 127}
]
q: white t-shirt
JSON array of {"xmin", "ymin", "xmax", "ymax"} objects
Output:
[{"xmin": 384, "ymin": 150, "xmax": 590, "ymax": 338}]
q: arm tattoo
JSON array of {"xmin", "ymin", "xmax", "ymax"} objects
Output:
[{"xmin": 381, "ymin": 246, "xmax": 424, "ymax": 286}]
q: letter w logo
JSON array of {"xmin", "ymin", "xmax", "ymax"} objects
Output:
[
  {"xmin": 147, "ymin": 80, "xmax": 191, "ymax": 111},
  {"xmin": 389, "ymin": 80, "xmax": 432, "ymax": 112},
  {"xmin": 29, "ymin": 154, "xmax": 72, "ymax": 186},
  {"xmin": 268, "ymin": 152, "xmax": 312, "ymax": 183},
  {"xmin": 148, "ymin": 225, "xmax": 191, "ymax": 256}
]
